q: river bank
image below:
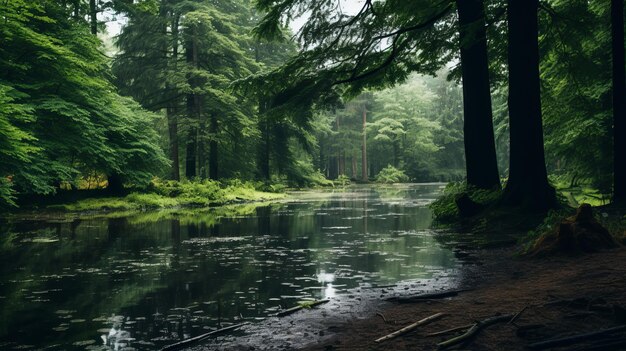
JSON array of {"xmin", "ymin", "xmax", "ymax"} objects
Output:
[
  {"xmin": 300, "ymin": 246, "xmax": 626, "ymax": 350},
  {"xmin": 190, "ymin": 245, "xmax": 626, "ymax": 351}
]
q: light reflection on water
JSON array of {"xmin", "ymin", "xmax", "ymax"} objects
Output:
[{"xmin": 0, "ymin": 183, "xmax": 456, "ymax": 350}]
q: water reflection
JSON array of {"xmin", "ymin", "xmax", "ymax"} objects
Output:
[{"xmin": 0, "ymin": 184, "xmax": 454, "ymax": 350}]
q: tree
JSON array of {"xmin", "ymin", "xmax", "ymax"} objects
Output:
[
  {"xmin": 456, "ymin": 0, "xmax": 500, "ymax": 189},
  {"xmin": 251, "ymin": 0, "xmax": 504, "ymax": 189},
  {"xmin": 502, "ymin": 0, "xmax": 556, "ymax": 210},
  {"xmin": 0, "ymin": 0, "xmax": 167, "ymax": 204},
  {"xmin": 612, "ymin": 0, "xmax": 626, "ymax": 201}
]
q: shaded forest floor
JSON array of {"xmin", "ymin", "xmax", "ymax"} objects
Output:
[{"xmin": 305, "ymin": 247, "xmax": 626, "ymax": 351}]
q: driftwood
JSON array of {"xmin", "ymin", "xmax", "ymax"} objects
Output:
[
  {"xmin": 526, "ymin": 325, "xmax": 626, "ymax": 350},
  {"xmin": 160, "ymin": 322, "xmax": 248, "ymax": 351},
  {"xmin": 374, "ymin": 312, "xmax": 446, "ymax": 343},
  {"xmin": 275, "ymin": 299, "xmax": 330, "ymax": 317},
  {"xmin": 385, "ymin": 289, "xmax": 470, "ymax": 303},
  {"xmin": 438, "ymin": 314, "xmax": 513, "ymax": 349},
  {"xmin": 425, "ymin": 324, "xmax": 473, "ymax": 337}
]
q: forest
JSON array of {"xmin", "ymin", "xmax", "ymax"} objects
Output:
[
  {"xmin": 0, "ymin": 0, "xmax": 621, "ymax": 210},
  {"xmin": 1, "ymin": 0, "xmax": 626, "ymax": 350}
]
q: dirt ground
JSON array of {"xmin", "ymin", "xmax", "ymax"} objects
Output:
[{"xmin": 304, "ymin": 247, "xmax": 626, "ymax": 351}]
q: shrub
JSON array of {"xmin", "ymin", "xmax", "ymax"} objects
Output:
[{"xmin": 375, "ymin": 165, "xmax": 409, "ymax": 184}]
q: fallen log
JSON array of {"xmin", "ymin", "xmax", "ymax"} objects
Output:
[
  {"xmin": 385, "ymin": 289, "xmax": 470, "ymax": 303},
  {"xmin": 527, "ymin": 325, "xmax": 626, "ymax": 350},
  {"xmin": 160, "ymin": 322, "xmax": 248, "ymax": 351},
  {"xmin": 374, "ymin": 312, "xmax": 446, "ymax": 343},
  {"xmin": 275, "ymin": 299, "xmax": 330, "ymax": 317},
  {"xmin": 438, "ymin": 314, "xmax": 513, "ymax": 349},
  {"xmin": 426, "ymin": 324, "xmax": 473, "ymax": 337}
]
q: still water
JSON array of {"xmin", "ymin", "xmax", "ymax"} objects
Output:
[{"xmin": 0, "ymin": 184, "xmax": 458, "ymax": 350}]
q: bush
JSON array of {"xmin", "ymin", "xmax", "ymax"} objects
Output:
[
  {"xmin": 429, "ymin": 182, "xmax": 501, "ymax": 222},
  {"xmin": 375, "ymin": 165, "xmax": 409, "ymax": 184},
  {"xmin": 335, "ymin": 174, "xmax": 351, "ymax": 187}
]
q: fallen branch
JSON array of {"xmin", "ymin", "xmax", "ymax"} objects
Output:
[
  {"xmin": 375, "ymin": 312, "xmax": 446, "ymax": 343},
  {"xmin": 527, "ymin": 325, "xmax": 626, "ymax": 350},
  {"xmin": 275, "ymin": 299, "xmax": 330, "ymax": 317},
  {"xmin": 376, "ymin": 312, "xmax": 388, "ymax": 323},
  {"xmin": 426, "ymin": 324, "xmax": 473, "ymax": 337},
  {"xmin": 508, "ymin": 305, "xmax": 528, "ymax": 324},
  {"xmin": 385, "ymin": 289, "xmax": 470, "ymax": 303},
  {"xmin": 160, "ymin": 322, "xmax": 248, "ymax": 351},
  {"xmin": 438, "ymin": 314, "xmax": 513, "ymax": 349}
]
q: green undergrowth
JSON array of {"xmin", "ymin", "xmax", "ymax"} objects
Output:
[
  {"xmin": 430, "ymin": 182, "xmax": 501, "ymax": 222},
  {"xmin": 47, "ymin": 179, "xmax": 286, "ymax": 213},
  {"xmin": 431, "ymin": 181, "xmax": 626, "ymax": 252},
  {"xmin": 375, "ymin": 165, "xmax": 410, "ymax": 184}
]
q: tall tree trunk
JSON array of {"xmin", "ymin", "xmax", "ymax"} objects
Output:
[
  {"xmin": 456, "ymin": 0, "xmax": 500, "ymax": 190},
  {"xmin": 352, "ymin": 154, "xmax": 357, "ymax": 178},
  {"xmin": 362, "ymin": 108, "xmax": 368, "ymax": 182},
  {"xmin": 502, "ymin": 0, "xmax": 555, "ymax": 210},
  {"xmin": 257, "ymin": 101, "xmax": 271, "ymax": 180},
  {"xmin": 167, "ymin": 107, "xmax": 180, "ymax": 181},
  {"xmin": 168, "ymin": 13, "xmax": 180, "ymax": 181},
  {"xmin": 185, "ymin": 128, "xmax": 197, "ymax": 178},
  {"xmin": 209, "ymin": 113, "xmax": 219, "ymax": 179},
  {"xmin": 185, "ymin": 29, "xmax": 199, "ymax": 179},
  {"xmin": 612, "ymin": 0, "xmax": 626, "ymax": 201},
  {"xmin": 89, "ymin": 0, "xmax": 97, "ymax": 35}
]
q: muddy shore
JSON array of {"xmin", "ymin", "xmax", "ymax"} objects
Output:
[
  {"xmin": 192, "ymin": 246, "xmax": 626, "ymax": 351},
  {"xmin": 303, "ymin": 247, "xmax": 626, "ymax": 351}
]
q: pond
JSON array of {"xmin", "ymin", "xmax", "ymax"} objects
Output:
[{"xmin": 0, "ymin": 183, "xmax": 461, "ymax": 350}]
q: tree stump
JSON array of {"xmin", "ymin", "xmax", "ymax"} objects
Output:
[{"xmin": 529, "ymin": 204, "xmax": 618, "ymax": 256}]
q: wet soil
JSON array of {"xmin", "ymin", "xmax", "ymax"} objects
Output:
[
  {"xmin": 193, "ymin": 247, "xmax": 626, "ymax": 350},
  {"xmin": 305, "ymin": 247, "xmax": 626, "ymax": 351}
]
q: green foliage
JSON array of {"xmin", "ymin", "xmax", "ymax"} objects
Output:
[
  {"xmin": 335, "ymin": 174, "xmax": 351, "ymax": 187},
  {"xmin": 375, "ymin": 165, "xmax": 410, "ymax": 184},
  {"xmin": 52, "ymin": 179, "xmax": 285, "ymax": 212},
  {"xmin": 0, "ymin": 0, "xmax": 167, "ymax": 207},
  {"xmin": 429, "ymin": 182, "xmax": 501, "ymax": 222}
]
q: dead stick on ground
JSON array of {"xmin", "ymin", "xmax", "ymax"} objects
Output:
[
  {"xmin": 526, "ymin": 325, "xmax": 626, "ymax": 350},
  {"xmin": 374, "ymin": 312, "xmax": 446, "ymax": 343},
  {"xmin": 426, "ymin": 324, "xmax": 474, "ymax": 337},
  {"xmin": 160, "ymin": 322, "xmax": 248, "ymax": 351},
  {"xmin": 376, "ymin": 312, "xmax": 388, "ymax": 323},
  {"xmin": 385, "ymin": 289, "xmax": 470, "ymax": 303},
  {"xmin": 275, "ymin": 299, "xmax": 330, "ymax": 317},
  {"xmin": 508, "ymin": 305, "xmax": 528, "ymax": 325},
  {"xmin": 438, "ymin": 314, "xmax": 513, "ymax": 350}
]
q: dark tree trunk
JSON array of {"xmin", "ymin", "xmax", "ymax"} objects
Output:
[
  {"xmin": 352, "ymin": 154, "xmax": 357, "ymax": 179},
  {"xmin": 89, "ymin": 0, "xmax": 97, "ymax": 35},
  {"xmin": 612, "ymin": 0, "xmax": 626, "ymax": 201},
  {"xmin": 167, "ymin": 107, "xmax": 180, "ymax": 181},
  {"xmin": 168, "ymin": 14, "xmax": 180, "ymax": 181},
  {"xmin": 393, "ymin": 140, "xmax": 400, "ymax": 168},
  {"xmin": 107, "ymin": 173, "xmax": 124, "ymax": 195},
  {"xmin": 456, "ymin": 0, "xmax": 500, "ymax": 190},
  {"xmin": 502, "ymin": 0, "xmax": 556, "ymax": 210},
  {"xmin": 209, "ymin": 113, "xmax": 218, "ymax": 180},
  {"xmin": 185, "ymin": 30, "xmax": 199, "ymax": 179},
  {"xmin": 257, "ymin": 101, "xmax": 271, "ymax": 180},
  {"xmin": 329, "ymin": 156, "xmax": 338, "ymax": 179},
  {"xmin": 185, "ymin": 129, "xmax": 197, "ymax": 179},
  {"xmin": 362, "ymin": 108, "xmax": 368, "ymax": 182}
]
